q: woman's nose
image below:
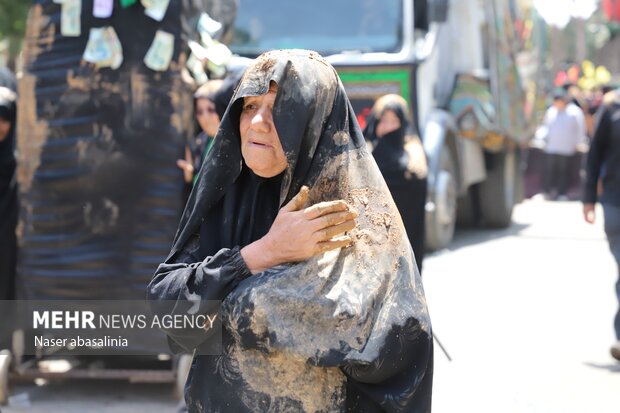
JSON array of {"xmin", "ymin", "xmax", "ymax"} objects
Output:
[{"xmin": 250, "ymin": 106, "xmax": 271, "ymax": 131}]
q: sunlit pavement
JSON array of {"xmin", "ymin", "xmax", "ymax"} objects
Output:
[
  {"xmin": 425, "ymin": 199, "xmax": 620, "ymax": 413},
  {"xmin": 3, "ymin": 381, "xmax": 178, "ymax": 412}
]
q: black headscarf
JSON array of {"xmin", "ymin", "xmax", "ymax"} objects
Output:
[
  {"xmin": 364, "ymin": 95, "xmax": 412, "ymax": 174},
  {"xmin": 169, "ymin": 50, "xmax": 433, "ymax": 412},
  {"xmin": 169, "ymin": 50, "xmax": 345, "ymax": 258}
]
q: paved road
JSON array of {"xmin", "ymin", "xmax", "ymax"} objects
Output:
[
  {"xmin": 426, "ymin": 199, "xmax": 620, "ymax": 413},
  {"xmin": 3, "ymin": 199, "xmax": 619, "ymax": 412},
  {"xmin": 3, "ymin": 381, "xmax": 178, "ymax": 413}
]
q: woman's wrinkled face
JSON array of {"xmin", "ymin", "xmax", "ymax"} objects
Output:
[
  {"xmin": 195, "ymin": 98, "xmax": 220, "ymax": 137},
  {"xmin": 239, "ymin": 83, "xmax": 288, "ymax": 178},
  {"xmin": 376, "ymin": 109, "xmax": 401, "ymax": 138}
]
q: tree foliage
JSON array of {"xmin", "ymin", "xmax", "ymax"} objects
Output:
[{"xmin": 0, "ymin": 0, "xmax": 30, "ymax": 62}]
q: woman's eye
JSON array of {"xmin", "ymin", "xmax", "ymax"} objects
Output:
[{"xmin": 243, "ymin": 103, "xmax": 256, "ymax": 111}]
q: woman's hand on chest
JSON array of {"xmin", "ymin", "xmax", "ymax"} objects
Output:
[{"xmin": 240, "ymin": 186, "xmax": 357, "ymax": 274}]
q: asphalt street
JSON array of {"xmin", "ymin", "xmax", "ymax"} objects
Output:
[{"xmin": 426, "ymin": 199, "xmax": 620, "ymax": 413}]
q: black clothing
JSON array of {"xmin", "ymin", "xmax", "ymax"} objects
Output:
[
  {"xmin": 585, "ymin": 98, "xmax": 620, "ymax": 342},
  {"xmin": 148, "ymin": 50, "xmax": 433, "ymax": 413},
  {"xmin": 0, "ymin": 87, "xmax": 17, "ymax": 300},
  {"xmin": 364, "ymin": 102, "xmax": 428, "ymax": 273},
  {"xmin": 544, "ymin": 153, "xmax": 571, "ymax": 197},
  {"xmin": 191, "ymin": 132, "xmax": 214, "ymax": 175},
  {"xmin": 584, "ymin": 100, "xmax": 620, "ymax": 207},
  {"xmin": 182, "ymin": 132, "xmax": 215, "ymax": 205},
  {"xmin": 602, "ymin": 204, "xmax": 620, "ymax": 340}
]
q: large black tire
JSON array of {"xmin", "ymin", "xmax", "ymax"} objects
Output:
[
  {"xmin": 425, "ymin": 147, "xmax": 457, "ymax": 251},
  {"xmin": 478, "ymin": 149, "xmax": 518, "ymax": 228}
]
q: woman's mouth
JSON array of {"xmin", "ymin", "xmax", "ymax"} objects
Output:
[{"xmin": 250, "ymin": 140, "xmax": 272, "ymax": 148}]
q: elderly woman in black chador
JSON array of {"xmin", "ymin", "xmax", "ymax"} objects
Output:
[
  {"xmin": 364, "ymin": 94, "xmax": 428, "ymax": 273},
  {"xmin": 148, "ymin": 50, "xmax": 433, "ymax": 413},
  {"xmin": 0, "ymin": 87, "xmax": 17, "ymax": 301}
]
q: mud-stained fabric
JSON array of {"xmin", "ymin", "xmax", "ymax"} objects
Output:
[
  {"xmin": 148, "ymin": 50, "xmax": 433, "ymax": 413},
  {"xmin": 364, "ymin": 96, "xmax": 428, "ymax": 273}
]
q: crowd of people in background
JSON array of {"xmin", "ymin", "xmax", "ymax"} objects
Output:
[{"xmin": 534, "ymin": 82, "xmax": 614, "ymax": 201}]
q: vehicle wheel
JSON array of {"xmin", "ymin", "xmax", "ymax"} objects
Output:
[
  {"xmin": 173, "ymin": 353, "xmax": 193, "ymax": 400},
  {"xmin": 0, "ymin": 349, "xmax": 12, "ymax": 405},
  {"xmin": 478, "ymin": 149, "xmax": 517, "ymax": 228},
  {"xmin": 425, "ymin": 147, "xmax": 457, "ymax": 251}
]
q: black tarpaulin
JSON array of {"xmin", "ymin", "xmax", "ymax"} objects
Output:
[{"xmin": 15, "ymin": 0, "xmax": 233, "ymax": 300}]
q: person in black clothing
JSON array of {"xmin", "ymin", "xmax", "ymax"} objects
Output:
[
  {"xmin": 0, "ymin": 87, "xmax": 17, "ymax": 301},
  {"xmin": 177, "ymin": 79, "xmax": 224, "ymax": 201},
  {"xmin": 178, "ymin": 71, "xmax": 245, "ymax": 205},
  {"xmin": 209, "ymin": 68, "xmax": 244, "ymax": 121},
  {"xmin": 148, "ymin": 50, "xmax": 433, "ymax": 412},
  {"xmin": 364, "ymin": 94, "xmax": 428, "ymax": 273},
  {"xmin": 583, "ymin": 88, "xmax": 620, "ymax": 361}
]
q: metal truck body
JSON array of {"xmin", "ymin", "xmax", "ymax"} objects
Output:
[{"xmin": 229, "ymin": 0, "xmax": 539, "ymax": 249}]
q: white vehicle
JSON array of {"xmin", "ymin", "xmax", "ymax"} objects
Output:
[{"xmin": 229, "ymin": 0, "xmax": 540, "ymax": 250}]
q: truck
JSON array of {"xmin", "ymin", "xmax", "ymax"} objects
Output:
[{"xmin": 227, "ymin": 0, "xmax": 541, "ymax": 250}]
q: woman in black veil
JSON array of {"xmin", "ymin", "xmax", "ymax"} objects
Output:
[
  {"xmin": 148, "ymin": 50, "xmax": 433, "ymax": 413},
  {"xmin": 364, "ymin": 94, "xmax": 428, "ymax": 273}
]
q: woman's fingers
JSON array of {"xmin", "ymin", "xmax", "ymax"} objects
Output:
[
  {"xmin": 312, "ymin": 210, "xmax": 357, "ymax": 230},
  {"xmin": 303, "ymin": 200, "xmax": 350, "ymax": 219},
  {"xmin": 267, "ymin": 192, "xmax": 358, "ymax": 262},
  {"xmin": 315, "ymin": 236, "xmax": 353, "ymax": 254},
  {"xmin": 283, "ymin": 186, "xmax": 310, "ymax": 212},
  {"xmin": 315, "ymin": 219, "xmax": 356, "ymax": 242}
]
